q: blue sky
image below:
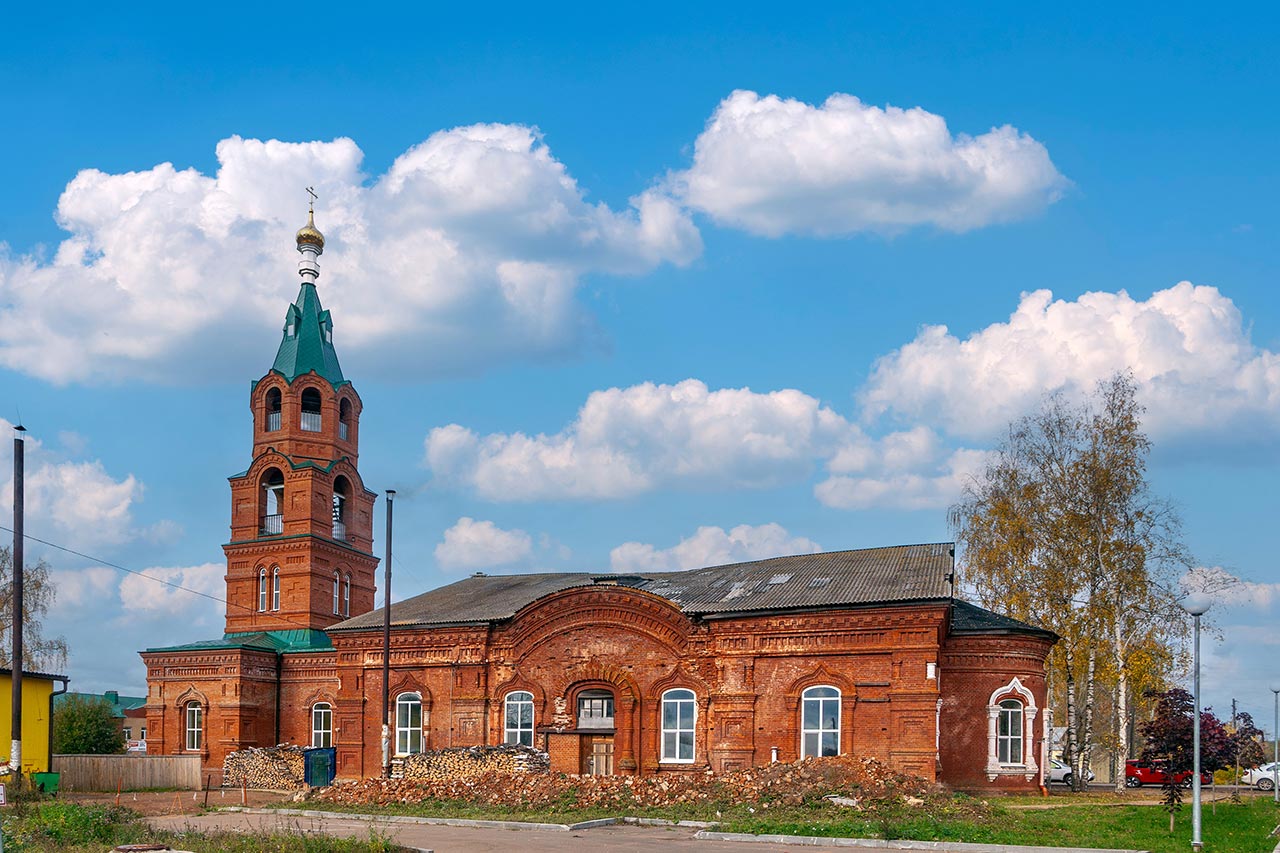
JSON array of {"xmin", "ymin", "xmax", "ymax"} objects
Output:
[{"xmin": 1, "ymin": 2, "xmax": 1277, "ymax": 727}]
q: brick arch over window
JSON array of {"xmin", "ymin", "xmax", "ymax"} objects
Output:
[
  {"xmin": 782, "ymin": 663, "xmax": 853, "ymax": 710},
  {"xmin": 172, "ymin": 686, "xmax": 210, "ymax": 758},
  {"xmin": 490, "ymin": 671, "xmax": 547, "ymax": 745},
  {"xmin": 555, "ymin": 662, "xmax": 640, "ymax": 707},
  {"xmin": 985, "ymin": 677, "xmax": 1039, "ymax": 781},
  {"xmin": 387, "ymin": 674, "xmax": 433, "ymax": 712},
  {"xmin": 508, "ymin": 587, "xmax": 692, "ymax": 654}
]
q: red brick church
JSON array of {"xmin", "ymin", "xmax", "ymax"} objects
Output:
[{"xmin": 141, "ymin": 211, "xmax": 1057, "ymax": 790}]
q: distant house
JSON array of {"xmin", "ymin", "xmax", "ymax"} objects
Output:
[
  {"xmin": 0, "ymin": 668, "xmax": 70, "ymax": 773},
  {"xmin": 54, "ymin": 691, "xmax": 147, "ymax": 751}
]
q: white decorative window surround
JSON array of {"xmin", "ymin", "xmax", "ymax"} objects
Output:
[{"xmin": 985, "ymin": 677, "xmax": 1039, "ymax": 781}]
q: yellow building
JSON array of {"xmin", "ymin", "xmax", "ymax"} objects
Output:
[{"xmin": 0, "ymin": 669, "xmax": 69, "ymax": 774}]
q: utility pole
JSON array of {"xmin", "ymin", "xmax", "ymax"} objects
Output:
[
  {"xmin": 381, "ymin": 490, "xmax": 395, "ymax": 778},
  {"xmin": 10, "ymin": 424, "xmax": 25, "ymax": 783}
]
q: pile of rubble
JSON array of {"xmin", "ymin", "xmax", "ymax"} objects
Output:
[
  {"xmin": 316, "ymin": 754, "xmax": 937, "ymax": 811},
  {"xmin": 397, "ymin": 744, "xmax": 551, "ymax": 782},
  {"xmin": 223, "ymin": 744, "xmax": 306, "ymax": 789}
]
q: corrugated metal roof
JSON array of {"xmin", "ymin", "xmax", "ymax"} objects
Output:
[{"xmin": 331, "ymin": 543, "xmax": 955, "ymax": 632}]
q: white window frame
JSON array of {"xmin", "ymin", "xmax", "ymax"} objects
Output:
[
  {"xmin": 185, "ymin": 702, "xmax": 202, "ymax": 751},
  {"xmin": 312, "ymin": 702, "xmax": 333, "ymax": 748},
  {"xmin": 395, "ymin": 692, "xmax": 423, "ymax": 755},
  {"xmin": 343, "ymin": 575, "xmax": 351, "ymax": 617},
  {"xmin": 800, "ymin": 685, "xmax": 841, "ymax": 758},
  {"xmin": 504, "ymin": 691, "xmax": 534, "ymax": 747},
  {"xmin": 333, "ymin": 572, "xmax": 340, "ymax": 615},
  {"xmin": 272, "ymin": 566, "xmax": 281, "ymax": 611},
  {"xmin": 985, "ymin": 677, "xmax": 1039, "ymax": 781},
  {"xmin": 997, "ymin": 699, "xmax": 1023, "ymax": 764},
  {"xmin": 660, "ymin": 688, "xmax": 696, "ymax": 763},
  {"xmin": 258, "ymin": 569, "xmax": 268, "ymax": 612}
]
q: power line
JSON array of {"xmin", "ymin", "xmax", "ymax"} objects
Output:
[{"xmin": 0, "ymin": 524, "xmax": 352, "ymax": 635}]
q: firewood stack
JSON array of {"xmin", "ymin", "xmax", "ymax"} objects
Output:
[
  {"xmin": 222, "ymin": 744, "xmax": 308, "ymax": 789},
  {"xmin": 397, "ymin": 744, "xmax": 550, "ymax": 781}
]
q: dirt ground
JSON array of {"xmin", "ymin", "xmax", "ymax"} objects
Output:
[{"xmin": 62, "ymin": 787, "xmax": 292, "ymax": 816}]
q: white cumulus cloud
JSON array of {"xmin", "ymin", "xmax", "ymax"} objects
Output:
[
  {"xmin": 0, "ymin": 419, "xmax": 146, "ymax": 548},
  {"xmin": 435, "ymin": 517, "xmax": 533, "ymax": 570},
  {"xmin": 118, "ymin": 562, "xmax": 223, "ymax": 620},
  {"xmin": 611, "ymin": 523, "xmax": 822, "ymax": 573},
  {"xmin": 0, "ymin": 129, "xmax": 701, "ymax": 384},
  {"xmin": 670, "ymin": 90, "xmax": 1067, "ymax": 237},
  {"xmin": 426, "ymin": 379, "xmax": 978, "ymax": 510},
  {"xmin": 861, "ymin": 282, "xmax": 1280, "ymax": 442}
]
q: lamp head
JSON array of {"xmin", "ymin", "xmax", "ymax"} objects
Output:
[
  {"xmin": 1270, "ymin": 682, "xmax": 1280, "ymax": 695},
  {"xmin": 1181, "ymin": 594, "xmax": 1211, "ymax": 616},
  {"xmin": 386, "ymin": 489, "xmax": 396, "ymax": 502}
]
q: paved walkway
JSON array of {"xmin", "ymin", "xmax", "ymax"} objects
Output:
[{"xmin": 147, "ymin": 808, "xmax": 1150, "ymax": 853}]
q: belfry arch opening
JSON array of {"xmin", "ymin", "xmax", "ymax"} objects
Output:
[
  {"xmin": 260, "ymin": 468, "xmax": 284, "ymax": 535},
  {"xmin": 265, "ymin": 388, "xmax": 282, "ymax": 432},
  {"xmin": 339, "ymin": 398, "xmax": 352, "ymax": 441},
  {"xmin": 301, "ymin": 388, "xmax": 322, "ymax": 432},
  {"xmin": 332, "ymin": 476, "xmax": 350, "ymax": 541}
]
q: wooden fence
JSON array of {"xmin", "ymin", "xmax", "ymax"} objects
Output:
[{"xmin": 52, "ymin": 754, "xmax": 203, "ymax": 791}]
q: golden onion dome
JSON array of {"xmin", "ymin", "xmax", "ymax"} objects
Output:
[{"xmin": 296, "ymin": 209, "xmax": 325, "ymax": 252}]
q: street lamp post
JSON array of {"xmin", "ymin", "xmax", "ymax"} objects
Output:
[
  {"xmin": 1185, "ymin": 599, "xmax": 1210, "ymax": 853},
  {"xmin": 1271, "ymin": 683, "xmax": 1280, "ymax": 805}
]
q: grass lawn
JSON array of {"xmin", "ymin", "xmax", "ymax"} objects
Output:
[
  {"xmin": 724, "ymin": 796, "xmax": 1279, "ymax": 853},
  {"xmin": 0, "ymin": 801, "xmax": 405, "ymax": 852}
]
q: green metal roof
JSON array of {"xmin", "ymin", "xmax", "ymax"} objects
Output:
[
  {"xmin": 55, "ymin": 691, "xmax": 146, "ymax": 718},
  {"xmin": 143, "ymin": 629, "xmax": 334, "ymax": 655},
  {"xmin": 268, "ymin": 282, "xmax": 347, "ymax": 388}
]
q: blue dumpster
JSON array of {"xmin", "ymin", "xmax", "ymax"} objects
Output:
[{"xmin": 303, "ymin": 747, "xmax": 336, "ymax": 787}]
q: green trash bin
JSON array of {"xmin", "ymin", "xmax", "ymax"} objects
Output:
[{"xmin": 31, "ymin": 771, "xmax": 59, "ymax": 795}]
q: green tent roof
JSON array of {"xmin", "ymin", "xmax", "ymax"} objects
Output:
[
  {"xmin": 144, "ymin": 629, "xmax": 334, "ymax": 655},
  {"xmin": 269, "ymin": 282, "xmax": 347, "ymax": 387}
]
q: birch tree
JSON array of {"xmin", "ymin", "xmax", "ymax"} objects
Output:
[{"xmin": 951, "ymin": 374, "xmax": 1190, "ymax": 791}]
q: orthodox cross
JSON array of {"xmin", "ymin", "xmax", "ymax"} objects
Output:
[{"xmin": 306, "ymin": 186, "xmax": 318, "ymax": 213}]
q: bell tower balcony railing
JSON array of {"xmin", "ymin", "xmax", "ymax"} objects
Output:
[
  {"xmin": 332, "ymin": 521, "xmax": 347, "ymax": 541},
  {"xmin": 267, "ymin": 411, "xmax": 281, "ymax": 432},
  {"xmin": 261, "ymin": 514, "xmax": 283, "ymax": 535},
  {"xmin": 339, "ymin": 421, "xmax": 349, "ymax": 440},
  {"xmin": 301, "ymin": 411, "xmax": 322, "ymax": 432}
]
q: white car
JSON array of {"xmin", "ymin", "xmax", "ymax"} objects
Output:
[
  {"xmin": 1241, "ymin": 762, "xmax": 1280, "ymax": 790},
  {"xmin": 1047, "ymin": 758, "xmax": 1095, "ymax": 786}
]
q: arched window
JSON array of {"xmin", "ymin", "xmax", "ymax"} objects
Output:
[
  {"xmin": 998, "ymin": 699, "xmax": 1024, "ymax": 764},
  {"xmin": 339, "ymin": 398, "xmax": 352, "ymax": 441},
  {"xmin": 312, "ymin": 703, "xmax": 333, "ymax": 748},
  {"xmin": 504, "ymin": 691, "xmax": 534, "ymax": 747},
  {"xmin": 332, "ymin": 572, "xmax": 340, "ymax": 615},
  {"xmin": 300, "ymin": 388, "xmax": 322, "ymax": 432},
  {"xmin": 257, "ymin": 568, "xmax": 268, "ymax": 612},
  {"xmin": 577, "ymin": 689, "xmax": 614, "ymax": 729},
  {"xmin": 265, "ymin": 387, "xmax": 282, "ymax": 432},
  {"xmin": 185, "ymin": 702, "xmax": 202, "ymax": 751},
  {"xmin": 984, "ymin": 678, "xmax": 1039, "ymax": 780},
  {"xmin": 801, "ymin": 686, "xmax": 841, "ymax": 758},
  {"xmin": 343, "ymin": 574, "xmax": 351, "ymax": 617},
  {"xmin": 661, "ymin": 688, "xmax": 696, "ymax": 763},
  {"xmin": 396, "ymin": 693, "xmax": 423, "ymax": 755},
  {"xmin": 272, "ymin": 566, "xmax": 280, "ymax": 611},
  {"xmin": 332, "ymin": 476, "xmax": 349, "ymax": 541}
]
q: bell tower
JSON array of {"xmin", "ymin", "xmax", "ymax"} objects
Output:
[{"xmin": 222, "ymin": 203, "xmax": 380, "ymax": 633}]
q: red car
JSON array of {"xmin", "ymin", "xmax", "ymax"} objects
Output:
[{"xmin": 1125, "ymin": 759, "xmax": 1211, "ymax": 788}]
